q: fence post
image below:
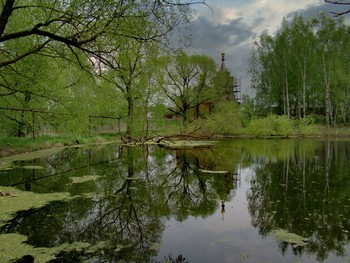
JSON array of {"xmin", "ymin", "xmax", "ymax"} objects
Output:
[{"xmin": 32, "ymin": 111, "xmax": 35, "ymax": 139}]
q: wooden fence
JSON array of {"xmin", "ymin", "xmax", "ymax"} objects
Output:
[{"xmin": 0, "ymin": 107, "xmax": 125, "ymax": 138}]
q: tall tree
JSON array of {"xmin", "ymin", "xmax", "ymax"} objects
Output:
[
  {"xmin": 250, "ymin": 13, "xmax": 350, "ymax": 125},
  {"xmin": 250, "ymin": 33, "xmax": 279, "ymax": 115},
  {"xmin": 160, "ymin": 51, "xmax": 217, "ymax": 126},
  {"xmin": 0, "ymin": 0, "xmax": 198, "ymax": 137},
  {"xmin": 312, "ymin": 13, "xmax": 345, "ymax": 126},
  {"xmin": 282, "ymin": 15, "xmax": 316, "ymax": 118},
  {"xmin": 98, "ymin": 13, "xmax": 165, "ymax": 137}
]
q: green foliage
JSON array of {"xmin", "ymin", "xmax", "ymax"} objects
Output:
[
  {"xmin": 295, "ymin": 116, "xmax": 320, "ymax": 136},
  {"xmin": 242, "ymin": 114, "xmax": 319, "ymax": 137},
  {"xmin": 185, "ymin": 101, "xmax": 242, "ymax": 136},
  {"xmin": 0, "ymin": 0, "xmax": 193, "ymax": 139},
  {"xmin": 239, "ymin": 94, "xmax": 256, "ymax": 127},
  {"xmin": 245, "ymin": 115, "xmax": 294, "ymax": 136},
  {"xmin": 250, "ymin": 13, "xmax": 350, "ymax": 125},
  {"xmin": 160, "ymin": 50, "xmax": 218, "ymax": 126}
]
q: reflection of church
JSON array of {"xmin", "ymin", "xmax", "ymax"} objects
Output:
[
  {"xmin": 218, "ymin": 169, "xmax": 239, "ymax": 221},
  {"xmin": 221, "ymin": 200, "xmax": 225, "ymax": 220}
]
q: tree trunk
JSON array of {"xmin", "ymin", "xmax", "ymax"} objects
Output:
[
  {"xmin": 126, "ymin": 96, "xmax": 134, "ymax": 137},
  {"xmin": 322, "ymin": 53, "xmax": 332, "ymax": 128},
  {"xmin": 182, "ymin": 111, "xmax": 187, "ymax": 127},
  {"xmin": 144, "ymin": 94, "xmax": 150, "ymax": 138},
  {"xmin": 302, "ymin": 64, "xmax": 307, "ymax": 118},
  {"xmin": 283, "ymin": 57, "xmax": 290, "ymax": 118}
]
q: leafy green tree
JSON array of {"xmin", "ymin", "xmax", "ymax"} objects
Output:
[
  {"xmin": 284, "ymin": 16, "xmax": 316, "ymax": 118},
  {"xmin": 160, "ymin": 51, "xmax": 217, "ymax": 126},
  {"xmin": 250, "ymin": 13, "xmax": 350, "ymax": 125},
  {"xmin": 0, "ymin": 50, "xmax": 97, "ymax": 136},
  {"xmin": 0, "ymin": 0, "xmax": 197, "ymax": 137},
  {"xmin": 99, "ymin": 21, "xmax": 164, "ymax": 137},
  {"xmin": 0, "ymin": 0, "xmax": 193, "ymax": 68},
  {"xmin": 312, "ymin": 13, "xmax": 349, "ymax": 126},
  {"xmin": 249, "ymin": 33, "xmax": 278, "ymax": 115}
]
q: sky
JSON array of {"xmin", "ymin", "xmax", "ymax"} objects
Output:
[{"xmin": 181, "ymin": 0, "xmax": 347, "ymax": 97}]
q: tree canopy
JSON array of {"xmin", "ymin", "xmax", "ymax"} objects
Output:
[
  {"xmin": 0, "ymin": 0, "xmax": 206, "ymax": 137},
  {"xmin": 249, "ymin": 13, "xmax": 350, "ymax": 126},
  {"xmin": 0, "ymin": 0, "xmax": 196, "ymax": 68},
  {"xmin": 159, "ymin": 50, "xmax": 218, "ymax": 125}
]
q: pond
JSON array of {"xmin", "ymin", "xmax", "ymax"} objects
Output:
[{"xmin": 0, "ymin": 139, "xmax": 349, "ymax": 262}]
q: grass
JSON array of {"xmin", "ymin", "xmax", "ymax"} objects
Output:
[
  {"xmin": 317, "ymin": 125, "xmax": 350, "ymax": 137},
  {"xmin": 0, "ymin": 134, "xmax": 118, "ymax": 158}
]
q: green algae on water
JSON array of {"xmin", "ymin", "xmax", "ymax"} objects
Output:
[
  {"xmin": 0, "ymin": 147, "xmax": 63, "ymax": 163},
  {"xmin": 270, "ymin": 228, "xmax": 309, "ymax": 248},
  {"xmin": 0, "ymin": 147, "xmax": 64, "ymax": 171},
  {"xmin": 0, "ymin": 233, "xmax": 91, "ymax": 263},
  {"xmin": 0, "ymin": 186, "xmax": 73, "ymax": 227}
]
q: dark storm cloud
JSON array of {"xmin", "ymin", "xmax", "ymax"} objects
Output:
[
  {"xmin": 181, "ymin": 1, "xmax": 346, "ymax": 95},
  {"xmin": 180, "ymin": 15, "xmax": 258, "ymax": 95},
  {"xmin": 189, "ymin": 16, "xmax": 256, "ymax": 50},
  {"xmin": 251, "ymin": 17, "xmax": 266, "ymax": 28}
]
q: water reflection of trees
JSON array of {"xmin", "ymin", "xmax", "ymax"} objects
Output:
[
  {"xmin": 246, "ymin": 140, "xmax": 350, "ymax": 261},
  {"xmin": 0, "ymin": 144, "xmax": 123, "ymax": 193},
  {"xmin": 0, "ymin": 144, "xmax": 238, "ymax": 262}
]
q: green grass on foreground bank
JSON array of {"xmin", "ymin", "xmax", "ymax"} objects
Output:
[{"xmin": 0, "ymin": 134, "xmax": 118, "ymax": 158}]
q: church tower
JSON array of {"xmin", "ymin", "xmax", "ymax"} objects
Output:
[{"xmin": 220, "ymin": 52, "xmax": 226, "ymax": 71}]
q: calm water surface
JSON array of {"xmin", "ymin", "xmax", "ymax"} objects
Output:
[{"xmin": 0, "ymin": 139, "xmax": 349, "ymax": 262}]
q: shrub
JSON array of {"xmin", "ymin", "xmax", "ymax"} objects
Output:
[
  {"xmin": 184, "ymin": 101, "xmax": 242, "ymax": 136},
  {"xmin": 295, "ymin": 116, "xmax": 320, "ymax": 136},
  {"xmin": 242, "ymin": 115, "xmax": 294, "ymax": 137}
]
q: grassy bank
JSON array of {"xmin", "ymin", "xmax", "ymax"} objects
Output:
[
  {"xmin": 1, "ymin": 124, "xmax": 350, "ymax": 158},
  {"xmin": 0, "ymin": 134, "xmax": 118, "ymax": 158}
]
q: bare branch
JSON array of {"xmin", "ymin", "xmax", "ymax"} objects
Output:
[
  {"xmin": 325, "ymin": 0, "xmax": 350, "ymax": 5},
  {"xmin": 0, "ymin": 40, "xmax": 50, "ymax": 68},
  {"xmin": 0, "ymin": 0, "xmax": 15, "ymax": 36},
  {"xmin": 325, "ymin": 0, "xmax": 350, "ymax": 16}
]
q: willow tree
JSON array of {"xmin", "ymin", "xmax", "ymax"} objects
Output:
[
  {"xmin": 100, "ymin": 40, "xmax": 157, "ymax": 137},
  {"xmin": 0, "ymin": 0, "xmax": 198, "ymax": 136},
  {"xmin": 0, "ymin": 0, "xmax": 198, "ymax": 68}
]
